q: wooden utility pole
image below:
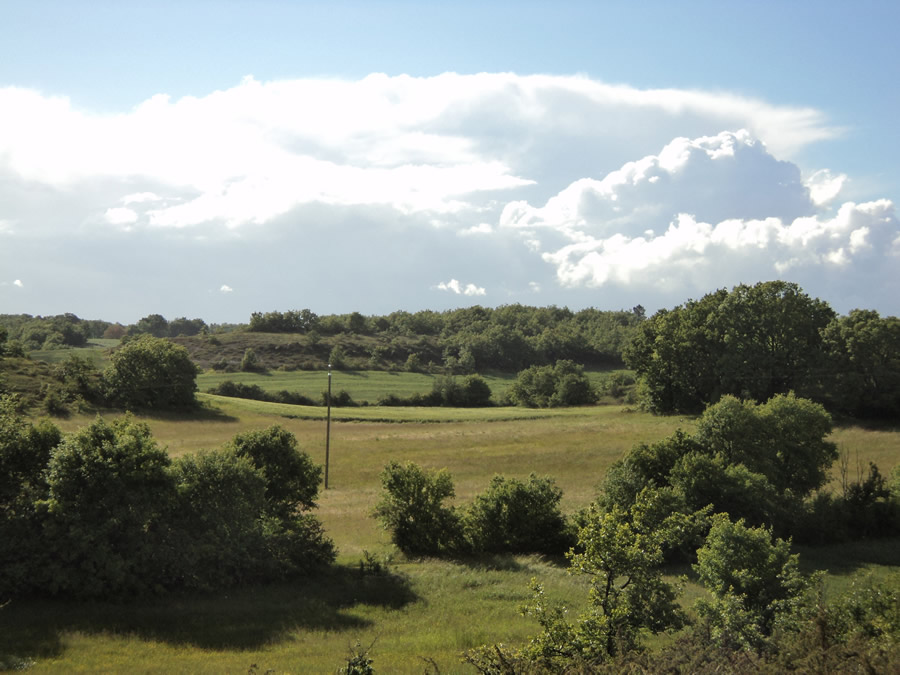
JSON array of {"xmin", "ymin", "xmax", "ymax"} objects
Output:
[{"xmin": 325, "ymin": 363, "xmax": 332, "ymax": 489}]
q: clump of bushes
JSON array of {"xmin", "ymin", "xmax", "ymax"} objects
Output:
[
  {"xmin": 372, "ymin": 461, "xmax": 574, "ymax": 557},
  {"xmin": 208, "ymin": 380, "xmax": 318, "ymax": 406},
  {"xmin": 507, "ymin": 360, "xmax": 596, "ymax": 408},
  {"xmin": 0, "ymin": 396, "xmax": 334, "ymax": 599},
  {"xmin": 377, "ymin": 374, "xmax": 493, "ymax": 408}
]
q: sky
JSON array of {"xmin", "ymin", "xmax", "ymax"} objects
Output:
[{"xmin": 1, "ymin": 1, "xmax": 898, "ymax": 325}]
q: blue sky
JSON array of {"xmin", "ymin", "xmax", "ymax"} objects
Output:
[{"xmin": 1, "ymin": 1, "xmax": 898, "ymax": 323}]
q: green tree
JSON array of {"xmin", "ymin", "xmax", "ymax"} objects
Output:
[
  {"xmin": 372, "ymin": 461, "xmax": 461, "ymax": 555},
  {"xmin": 713, "ymin": 281, "xmax": 834, "ymax": 402},
  {"xmin": 53, "ymin": 353, "xmax": 102, "ymax": 402},
  {"xmin": 625, "ymin": 282, "xmax": 835, "ymax": 413},
  {"xmin": 694, "ymin": 514, "xmax": 814, "ymax": 651},
  {"xmin": 104, "ymin": 335, "xmax": 199, "ymax": 409},
  {"xmin": 167, "ymin": 449, "xmax": 270, "ymax": 590},
  {"xmin": 41, "ymin": 415, "xmax": 175, "ymax": 597},
  {"xmin": 240, "ymin": 347, "xmax": 263, "ymax": 372},
  {"xmin": 464, "ymin": 474, "xmax": 571, "ymax": 554},
  {"xmin": 518, "ymin": 493, "xmax": 689, "ymax": 669},
  {"xmin": 462, "ymin": 374, "xmax": 493, "ymax": 407},
  {"xmin": 227, "ymin": 425, "xmax": 323, "ymax": 520},
  {"xmin": 0, "ymin": 395, "xmax": 62, "ymax": 596},
  {"xmin": 328, "ymin": 345, "xmax": 347, "ymax": 369},
  {"xmin": 822, "ymin": 309, "xmax": 900, "ymax": 418},
  {"xmin": 623, "ymin": 290, "xmax": 727, "ymax": 413},
  {"xmin": 130, "ymin": 313, "xmax": 170, "ymax": 337},
  {"xmin": 509, "ymin": 359, "xmax": 595, "ymax": 408}
]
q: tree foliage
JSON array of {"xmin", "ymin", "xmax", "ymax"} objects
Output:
[
  {"xmin": 821, "ymin": 309, "xmax": 900, "ymax": 418},
  {"xmin": 104, "ymin": 335, "xmax": 199, "ymax": 409},
  {"xmin": 41, "ymin": 415, "xmax": 175, "ymax": 597},
  {"xmin": 625, "ymin": 281, "xmax": 835, "ymax": 413},
  {"xmin": 464, "ymin": 474, "xmax": 572, "ymax": 555},
  {"xmin": 227, "ymin": 425, "xmax": 323, "ymax": 519},
  {"xmin": 372, "ymin": 461, "xmax": 461, "ymax": 556},
  {"xmin": 694, "ymin": 514, "xmax": 813, "ymax": 651},
  {"xmin": 508, "ymin": 359, "xmax": 596, "ymax": 408},
  {"xmin": 0, "ymin": 407, "xmax": 333, "ymax": 599},
  {"xmin": 600, "ymin": 393, "xmax": 837, "ymax": 537}
]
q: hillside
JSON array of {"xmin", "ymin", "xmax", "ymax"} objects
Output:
[{"xmin": 171, "ymin": 330, "xmax": 442, "ymax": 372}]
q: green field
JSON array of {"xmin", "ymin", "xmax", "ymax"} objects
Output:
[
  {"xmin": 196, "ymin": 367, "xmax": 626, "ymax": 405},
  {"xmin": 3, "ymin": 397, "xmax": 899, "ymax": 673}
]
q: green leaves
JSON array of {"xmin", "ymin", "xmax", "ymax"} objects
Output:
[
  {"xmin": 105, "ymin": 335, "xmax": 199, "ymax": 409},
  {"xmin": 694, "ymin": 514, "xmax": 813, "ymax": 650},
  {"xmin": 372, "ymin": 461, "xmax": 462, "ymax": 556}
]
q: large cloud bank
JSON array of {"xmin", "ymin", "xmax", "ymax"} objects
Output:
[{"xmin": 0, "ymin": 73, "xmax": 897, "ymax": 319}]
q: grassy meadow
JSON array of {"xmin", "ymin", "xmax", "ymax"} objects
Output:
[
  {"xmin": 4, "ymin": 391, "xmax": 898, "ymax": 674},
  {"xmin": 195, "ymin": 367, "xmax": 626, "ymax": 405}
]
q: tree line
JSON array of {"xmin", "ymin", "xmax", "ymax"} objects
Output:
[
  {"xmin": 625, "ymin": 280, "xmax": 900, "ymax": 419},
  {"xmin": 249, "ymin": 304, "xmax": 646, "ymax": 371}
]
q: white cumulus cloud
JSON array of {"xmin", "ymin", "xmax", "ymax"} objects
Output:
[
  {"xmin": 437, "ymin": 279, "xmax": 486, "ymax": 296},
  {"xmin": 0, "ymin": 75, "xmax": 839, "ymax": 235},
  {"xmin": 500, "ymin": 129, "xmax": 899, "ymax": 298},
  {"xmin": 220, "ymin": 284, "xmax": 233, "ymax": 293}
]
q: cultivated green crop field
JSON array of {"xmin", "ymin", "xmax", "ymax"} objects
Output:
[{"xmin": 4, "ymin": 396, "xmax": 899, "ymax": 673}]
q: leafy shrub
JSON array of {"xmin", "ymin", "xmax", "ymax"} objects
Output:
[
  {"xmin": 167, "ymin": 449, "xmax": 270, "ymax": 590},
  {"xmin": 227, "ymin": 425, "xmax": 323, "ymax": 519},
  {"xmin": 372, "ymin": 461, "xmax": 462, "ymax": 556},
  {"xmin": 207, "ymin": 381, "xmax": 317, "ymax": 406},
  {"xmin": 376, "ymin": 375, "xmax": 493, "ymax": 408},
  {"xmin": 105, "ymin": 335, "xmax": 199, "ymax": 409},
  {"xmin": 694, "ymin": 514, "xmax": 813, "ymax": 650},
  {"xmin": 509, "ymin": 360, "xmax": 595, "ymax": 408},
  {"xmin": 464, "ymin": 474, "xmax": 573, "ymax": 555},
  {"xmin": 41, "ymin": 415, "xmax": 175, "ymax": 597},
  {"xmin": 240, "ymin": 347, "xmax": 264, "ymax": 372},
  {"xmin": 1, "ymin": 408, "xmax": 334, "ymax": 599}
]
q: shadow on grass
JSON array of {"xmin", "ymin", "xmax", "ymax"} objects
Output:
[
  {"xmin": 0, "ymin": 564, "xmax": 418, "ymax": 659},
  {"xmin": 796, "ymin": 536, "xmax": 900, "ymax": 576},
  {"xmin": 449, "ymin": 552, "xmax": 570, "ymax": 572},
  {"xmin": 135, "ymin": 402, "xmax": 241, "ymax": 423}
]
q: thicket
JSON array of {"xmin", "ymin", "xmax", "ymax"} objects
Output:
[
  {"xmin": 0, "ymin": 313, "xmax": 102, "ymax": 351},
  {"xmin": 5, "ymin": 336, "xmax": 201, "ymax": 415},
  {"xmin": 0, "ymin": 398, "xmax": 334, "ymax": 599},
  {"xmin": 598, "ymin": 392, "xmax": 900, "ymax": 545},
  {"xmin": 247, "ymin": 304, "xmax": 645, "ymax": 372},
  {"xmin": 466, "ymin": 511, "xmax": 900, "ymax": 673},
  {"xmin": 208, "ymin": 380, "xmax": 319, "ymax": 406},
  {"xmin": 507, "ymin": 360, "xmax": 596, "ymax": 408},
  {"xmin": 625, "ymin": 280, "xmax": 900, "ymax": 418},
  {"xmin": 377, "ymin": 374, "xmax": 493, "ymax": 408},
  {"xmin": 372, "ymin": 462, "xmax": 575, "ymax": 557}
]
